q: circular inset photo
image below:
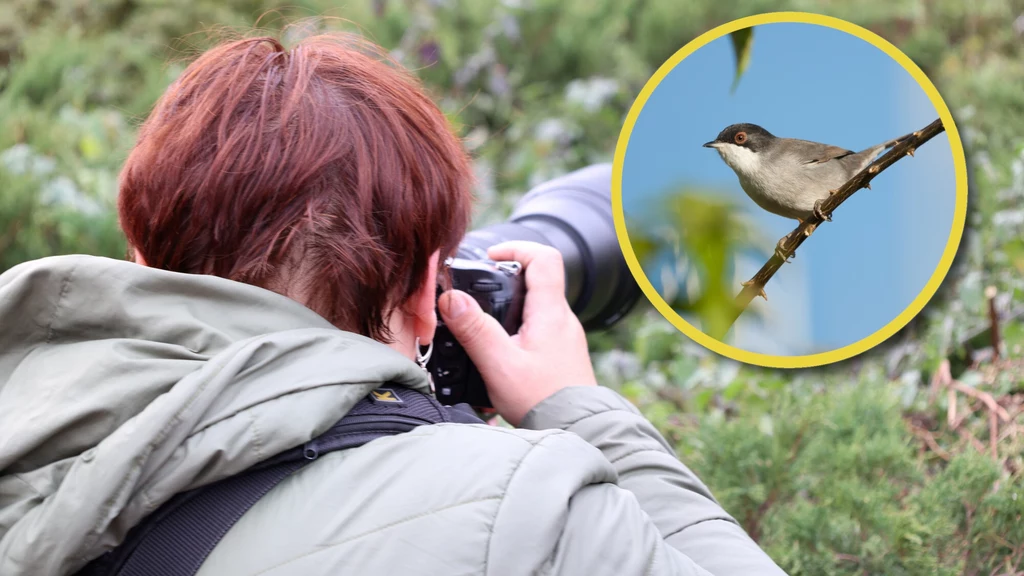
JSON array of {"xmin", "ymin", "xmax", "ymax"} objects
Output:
[{"xmin": 613, "ymin": 13, "xmax": 967, "ymax": 368}]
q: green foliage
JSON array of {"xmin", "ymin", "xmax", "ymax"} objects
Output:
[
  {"xmin": 2, "ymin": 1, "xmax": 1024, "ymax": 574},
  {"xmin": 0, "ymin": 164, "xmax": 124, "ymax": 269},
  {"xmin": 616, "ymin": 370, "xmax": 1023, "ymax": 575},
  {"xmin": 730, "ymin": 28, "xmax": 754, "ymax": 93},
  {"xmin": 630, "ymin": 191, "xmax": 760, "ymax": 340}
]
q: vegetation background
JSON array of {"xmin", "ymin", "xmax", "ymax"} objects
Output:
[{"xmin": 0, "ymin": 1, "xmax": 1022, "ymax": 574}]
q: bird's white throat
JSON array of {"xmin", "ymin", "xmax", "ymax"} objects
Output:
[{"xmin": 715, "ymin": 143, "xmax": 760, "ymax": 176}]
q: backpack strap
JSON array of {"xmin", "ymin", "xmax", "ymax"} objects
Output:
[{"xmin": 77, "ymin": 386, "xmax": 482, "ymax": 576}]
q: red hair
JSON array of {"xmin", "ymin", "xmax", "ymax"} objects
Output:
[{"xmin": 118, "ymin": 34, "xmax": 474, "ymax": 341}]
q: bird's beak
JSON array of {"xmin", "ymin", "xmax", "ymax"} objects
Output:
[{"xmin": 702, "ymin": 141, "xmax": 720, "ymax": 148}]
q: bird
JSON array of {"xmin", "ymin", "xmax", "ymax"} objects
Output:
[{"xmin": 703, "ymin": 123, "xmax": 907, "ymax": 262}]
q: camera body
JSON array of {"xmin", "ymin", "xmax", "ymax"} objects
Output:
[
  {"xmin": 429, "ymin": 258, "xmax": 524, "ymax": 407},
  {"xmin": 428, "ymin": 163, "xmax": 640, "ymax": 408}
]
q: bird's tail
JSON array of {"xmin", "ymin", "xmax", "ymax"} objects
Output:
[
  {"xmin": 862, "ymin": 131, "xmax": 914, "ymax": 158},
  {"xmin": 881, "ymin": 131, "xmax": 915, "ymax": 149}
]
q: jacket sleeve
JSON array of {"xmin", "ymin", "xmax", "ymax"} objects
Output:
[{"xmin": 519, "ymin": 386, "xmax": 787, "ymax": 576}]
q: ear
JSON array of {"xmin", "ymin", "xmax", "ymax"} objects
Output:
[{"xmin": 403, "ymin": 250, "xmax": 441, "ymax": 344}]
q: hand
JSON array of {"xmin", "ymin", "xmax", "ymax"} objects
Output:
[{"xmin": 437, "ymin": 241, "xmax": 597, "ymax": 426}]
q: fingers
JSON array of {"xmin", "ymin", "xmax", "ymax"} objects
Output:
[
  {"xmin": 486, "ymin": 242, "xmax": 567, "ymax": 318},
  {"xmin": 438, "ymin": 290, "xmax": 516, "ymax": 375},
  {"xmin": 441, "ymin": 244, "xmax": 594, "ymax": 423}
]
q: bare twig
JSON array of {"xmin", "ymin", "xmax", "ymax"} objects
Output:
[
  {"xmin": 958, "ymin": 305, "xmax": 1024, "ymax": 352},
  {"xmin": 952, "ymin": 402, "xmax": 979, "ymax": 430},
  {"xmin": 909, "ymin": 422, "xmax": 951, "ymax": 460},
  {"xmin": 949, "ymin": 380, "xmax": 1012, "ymax": 422},
  {"xmin": 958, "ymin": 427, "xmax": 988, "ymax": 454},
  {"xmin": 989, "ymin": 410, "xmax": 999, "ymax": 459},
  {"xmin": 655, "ymin": 386, "xmax": 688, "ymax": 412},
  {"xmin": 990, "ymin": 543, "xmax": 1024, "ymax": 576},
  {"xmin": 987, "ymin": 286, "xmax": 1002, "ymax": 360},
  {"xmin": 936, "ymin": 358, "xmax": 1011, "ymax": 461},
  {"xmin": 949, "ymin": 387, "xmax": 958, "ymax": 428},
  {"xmin": 726, "ymin": 118, "xmax": 946, "ymax": 330},
  {"xmin": 929, "ymin": 358, "xmax": 951, "ymax": 403},
  {"xmin": 935, "ymin": 359, "xmax": 957, "ymax": 427}
]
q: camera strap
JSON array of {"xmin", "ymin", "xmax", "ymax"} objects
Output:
[{"xmin": 76, "ymin": 386, "xmax": 483, "ymax": 576}]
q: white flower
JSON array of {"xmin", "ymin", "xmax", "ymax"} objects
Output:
[{"xmin": 565, "ymin": 77, "xmax": 621, "ymax": 113}]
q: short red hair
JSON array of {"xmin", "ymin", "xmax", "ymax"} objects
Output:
[{"xmin": 118, "ymin": 34, "xmax": 474, "ymax": 341}]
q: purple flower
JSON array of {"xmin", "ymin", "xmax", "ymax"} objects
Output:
[{"xmin": 419, "ymin": 41, "xmax": 441, "ymax": 66}]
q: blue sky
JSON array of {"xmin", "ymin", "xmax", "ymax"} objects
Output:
[{"xmin": 622, "ymin": 22, "xmax": 957, "ymax": 356}]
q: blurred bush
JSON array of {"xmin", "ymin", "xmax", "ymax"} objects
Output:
[
  {"xmin": 1, "ymin": 0, "xmax": 1023, "ymax": 573},
  {"xmin": 629, "ymin": 191, "xmax": 761, "ymax": 340}
]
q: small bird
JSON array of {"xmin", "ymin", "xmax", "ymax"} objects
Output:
[{"xmin": 703, "ymin": 123, "xmax": 906, "ymax": 260}]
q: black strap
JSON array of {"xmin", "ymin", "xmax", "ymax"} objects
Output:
[{"xmin": 78, "ymin": 386, "xmax": 482, "ymax": 576}]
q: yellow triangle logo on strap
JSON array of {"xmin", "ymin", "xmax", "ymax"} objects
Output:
[{"xmin": 369, "ymin": 388, "xmax": 402, "ymax": 403}]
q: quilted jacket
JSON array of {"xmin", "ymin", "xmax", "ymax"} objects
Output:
[{"xmin": 0, "ymin": 255, "xmax": 786, "ymax": 575}]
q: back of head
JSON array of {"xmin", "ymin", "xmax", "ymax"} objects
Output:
[{"xmin": 118, "ymin": 32, "xmax": 474, "ymax": 341}]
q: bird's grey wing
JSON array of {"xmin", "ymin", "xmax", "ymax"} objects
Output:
[
  {"xmin": 803, "ymin": 144, "xmax": 856, "ymax": 165},
  {"xmin": 805, "ymin": 145, "xmax": 856, "ymax": 164},
  {"xmin": 780, "ymin": 138, "xmax": 856, "ymax": 165}
]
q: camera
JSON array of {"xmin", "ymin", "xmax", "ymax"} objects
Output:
[{"xmin": 429, "ymin": 163, "xmax": 641, "ymax": 407}]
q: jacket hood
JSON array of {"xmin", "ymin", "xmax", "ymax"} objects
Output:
[{"xmin": 0, "ymin": 255, "xmax": 430, "ymax": 575}]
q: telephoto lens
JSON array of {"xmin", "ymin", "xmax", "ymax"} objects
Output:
[
  {"xmin": 429, "ymin": 164, "xmax": 642, "ymax": 408},
  {"xmin": 457, "ymin": 163, "xmax": 640, "ymax": 330}
]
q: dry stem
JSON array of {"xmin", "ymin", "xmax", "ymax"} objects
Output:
[{"xmin": 986, "ymin": 286, "xmax": 1002, "ymax": 360}]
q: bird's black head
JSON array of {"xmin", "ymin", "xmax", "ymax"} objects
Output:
[{"xmin": 703, "ymin": 123, "xmax": 775, "ymax": 153}]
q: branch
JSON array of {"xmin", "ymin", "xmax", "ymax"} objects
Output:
[
  {"xmin": 986, "ymin": 286, "xmax": 1002, "ymax": 360},
  {"xmin": 949, "ymin": 379, "xmax": 1012, "ymax": 422},
  {"xmin": 655, "ymin": 385, "xmax": 689, "ymax": 412},
  {"xmin": 908, "ymin": 422, "xmax": 951, "ymax": 461},
  {"xmin": 957, "ymin": 304, "xmax": 1024, "ymax": 350},
  {"xmin": 724, "ymin": 118, "xmax": 947, "ymax": 332},
  {"xmin": 936, "ymin": 357, "xmax": 1012, "ymax": 462}
]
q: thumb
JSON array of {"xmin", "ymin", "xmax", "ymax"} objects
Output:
[{"xmin": 438, "ymin": 290, "xmax": 513, "ymax": 372}]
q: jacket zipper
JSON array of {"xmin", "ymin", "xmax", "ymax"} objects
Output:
[{"xmin": 303, "ymin": 439, "xmax": 320, "ymax": 460}]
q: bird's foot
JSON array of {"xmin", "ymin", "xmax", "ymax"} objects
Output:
[
  {"xmin": 803, "ymin": 222, "xmax": 818, "ymax": 237},
  {"xmin": 741, "ymin": 280, "xmax": 767, "ymax": 301},
  {"xmin": 813, "ymin": 199, "xmax": 831, "ymax": 222},
  {"xmin": 775, "ymin": 237, "xmax": 794, "ymax": 263}
]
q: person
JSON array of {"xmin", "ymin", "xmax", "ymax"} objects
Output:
[{"xmin": 0, "ymin": 32, "xmax": 787, "ymax": 576}]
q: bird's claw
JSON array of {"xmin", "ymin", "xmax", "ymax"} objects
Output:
[
  {"xmin": 775, "ymin": 238, "xmax": 793, "ymax": 263},
  {"xmin": 741, "ymin": 280, "xmax": 767, "ymax": 301},
  {"xmin": 813, "ymin": 199, "xmax": 831, "ymax": 222}
]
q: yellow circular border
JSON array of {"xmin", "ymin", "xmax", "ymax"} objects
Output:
[{"xmin": 612, "ymin": 11, "xmax": 968, "ymax": 369}]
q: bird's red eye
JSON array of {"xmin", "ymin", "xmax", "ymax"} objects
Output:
[{"xmin": 734, "ymin": 132, "xmax": 747, "ymax": 144}]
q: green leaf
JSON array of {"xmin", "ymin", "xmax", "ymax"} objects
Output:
[
  {"xmin": 667, "ymin": 193, "xmax": 746, "ymax": 340},
  {"xmin": 79, "ymin": 134, "xmax": 103, "ymax": 161},
  {"xmin": 693, "ymin": 388, "xmax": 716, "ymax": 412},
  {"xmin": 621, "ymin": 381, "xmax": 646, "ymax": 404},
  {"xmin": 729, "ymin": 27, "xmax": 754, "ymax": 94},
  {"xmin": 723, "ymin": 378, "xmax": 748, "ymax": 401}
]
